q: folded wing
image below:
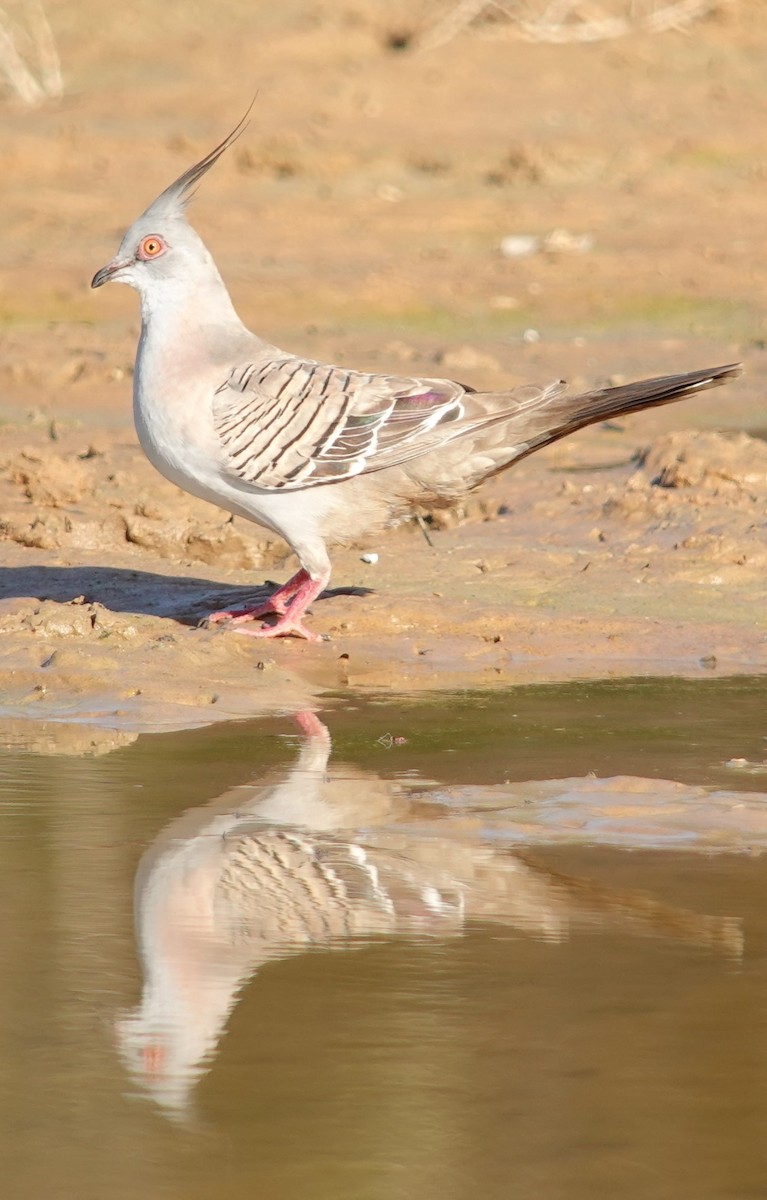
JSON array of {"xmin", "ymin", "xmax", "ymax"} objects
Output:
[{"xmin": 212, "ymin": 355, "xmax": 481, "ymax": 489}]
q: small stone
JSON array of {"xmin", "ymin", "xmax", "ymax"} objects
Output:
[
  {"xmin": 542, "ymin": 229, "xmax": 594, "ymax": 254},
  {"xmin": 500, "ymin": 234, "xmax": 540, "ymax": 258}
]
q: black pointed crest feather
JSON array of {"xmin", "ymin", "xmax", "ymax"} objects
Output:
[{"xmin": 142, "ymin": 101, "xmax": 254, "ymax": 222}]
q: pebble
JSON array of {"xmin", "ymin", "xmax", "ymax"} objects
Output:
[
  {"xmin": 500, "ymin": 234, "xmax": 540, "ymax": 258},
  {"xmin": 500, "ymin": 230, "xmax": 593, "ymax": 258}
]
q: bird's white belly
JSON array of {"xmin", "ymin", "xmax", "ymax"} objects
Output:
[
  {"xmin": 134, "ymin": 388, "xmax": 218, "ymax": 501},
  {"xmin": 133, "ymin": 387, "xmax": 227, "ymax": 510},
  {"xmin": 132, "ymin": 381, "xmax": 335, "ymax": 574}
]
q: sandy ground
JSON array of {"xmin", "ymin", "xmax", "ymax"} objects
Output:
[{"xmin": 0, "ymin": 0, "xmax": 766, "ymax": 731}]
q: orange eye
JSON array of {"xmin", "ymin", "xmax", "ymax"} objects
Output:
[{"xmin": 139, "ymin": 235, "xmax": 164, "ymax": 259}]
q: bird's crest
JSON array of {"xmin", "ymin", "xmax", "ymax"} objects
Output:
[{"xmin": 140, "ymin": 104, "xmax": 253, "ymax": 224}]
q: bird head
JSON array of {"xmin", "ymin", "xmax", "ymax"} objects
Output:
[{"xmin": 91, "ymin": 111, "xmax": 250, "ymax": 295}]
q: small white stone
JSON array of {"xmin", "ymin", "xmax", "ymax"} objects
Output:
[
  {"xmin": 500, "ymin": 234, "xmax": 540, "ymax": 258},
  {"xmin": 523, "ymin": 328, "xmax": 541, "ymax": 344},
  {"xmin": 360, "ymin": 552, "xmax": 379, "ymax": 564}
]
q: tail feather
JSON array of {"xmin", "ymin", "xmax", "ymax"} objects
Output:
[
  {"xmin": 396, "ymin": 362, "xmax": 741, "ymax": 497},
  {"xmin": 564, "ymin": 362, "xmax": 741, "ymax": 425},
  {"xmin": 526, "ymin": 362, "xmax": 742, "ymax": 454}
]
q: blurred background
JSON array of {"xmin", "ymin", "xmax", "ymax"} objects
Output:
[{"xmin": 1, "ymin": 0, "xmax": 766, "ymax": 427}]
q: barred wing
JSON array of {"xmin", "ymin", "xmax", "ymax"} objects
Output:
[{"xmin": 212, "ymin": 356, "xmax": 470, "ymax": 490}]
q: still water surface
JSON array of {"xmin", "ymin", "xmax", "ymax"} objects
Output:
[{"xmin": 1, "ymin": 677, "xmax": 766, "ymax": 1199}]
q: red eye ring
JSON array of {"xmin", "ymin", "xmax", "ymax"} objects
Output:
[{"xmin": 138, "ymin": 235, "xmax": 165, "ymax": 260}]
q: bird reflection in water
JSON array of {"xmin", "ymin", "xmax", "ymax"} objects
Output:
[{"xmin": 117, "ymin": 712, "xmax": 740, "ymax": 1117}]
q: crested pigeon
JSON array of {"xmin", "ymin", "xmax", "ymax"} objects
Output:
[{"xmin": 92, "ymin": 117, "xmax": 741, "ymax": 641}]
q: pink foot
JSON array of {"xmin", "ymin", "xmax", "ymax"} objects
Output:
[
  {"xmin": 222, "ymin": 570, "xmax": 330, "ymax": 642},
  {"xmin": 234, "ymin": 616, "xmax": 324, "ymax": 643},
  {"xmin": 207, "ymin": 569, "xmax": 309, "ymax": 626},
  {"xmin": 207, "ymin": 600, "xmax": 282, "ymax": 624}
]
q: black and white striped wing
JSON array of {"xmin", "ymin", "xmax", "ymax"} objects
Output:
[{"xmin": 212, "ymin": 356, "xmax": 469, "ymax": 490}]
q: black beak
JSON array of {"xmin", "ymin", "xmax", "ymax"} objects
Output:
[{"xmin": 91, "ymin": 261, "xmax": 125, "ymax": 288}]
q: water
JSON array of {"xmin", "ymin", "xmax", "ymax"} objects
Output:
[{"xmin": 1, "ymin": 677, "xmax": 766, "ymax": 1199}]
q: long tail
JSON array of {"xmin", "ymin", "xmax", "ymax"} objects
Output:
[
  {"xmin": 562, "ymin": 362, "xmax": 741, "ymax": 427},
  {"xmin": 522, "ymin": 362, "xmax": 742, "ymax": 458}
]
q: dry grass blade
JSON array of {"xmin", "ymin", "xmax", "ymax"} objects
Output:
[
  {"xmin": 416, "ymin": 0, "xmax": 498, "ymax": 51},
  {"xmin": 519, "ymin": 0, "xmax": 730, "ymax": 41},
  {"xmin": 0, "ymin": 0, "xmax": 61, "ymax": 106},
  {"xmin": 416, "ymin": 0, "xmax": 734, "ymax": 49},
  {"xmin": 25, "ymin": 0, "xmax": 61, "ymax": 96}
]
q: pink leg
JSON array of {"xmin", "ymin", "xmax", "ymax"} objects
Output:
[
  {"xmin": 207, "ymin": 569, "xmax": 309, "ymax": 626},
  {"xmin": 235, "ymin": 570, "xmax": 331, "ymax": 642}
]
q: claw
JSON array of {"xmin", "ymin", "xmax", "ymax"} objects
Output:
[
  {"xmin": 205, "ymin": 568, "xmax": 312, "ymax": 627},
  {"xmin": 207, "ymin": 600, "xmax": 284, "ymax": 626}
]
